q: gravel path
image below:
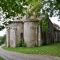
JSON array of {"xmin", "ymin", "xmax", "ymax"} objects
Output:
[{"xmin": 0, "ymin": 46, "xmax": 60, "ymax": 60}]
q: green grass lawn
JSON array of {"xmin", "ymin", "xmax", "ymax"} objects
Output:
[
  {"xmin": 0, "ymin": 56, "xmax": 4, "ymax": 60},
  {"xmin": 2, "ymin": 42, "xmax": 60, "ymax": 57}
]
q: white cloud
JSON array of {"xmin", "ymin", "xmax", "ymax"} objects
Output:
[
  {"xmin": 0, "ymin": 28, "xmax": 6, "ymax": 36},
  {"xmin": 49, "ymin": 16, "xmax": 60, "ymax": 26}
]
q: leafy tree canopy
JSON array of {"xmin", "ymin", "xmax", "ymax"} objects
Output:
[
  {"xmin": 0, "ymin": 0, "xmax": 29, "ymax": 17},
  {"xmin": 0, "ymin": 0, "xmax": 60, "ymax": 30},
  {"xmin": 40, "ymin": 0, "xmax": 60, "ymax": 18},
  {"xmin": 0, "ymin": 0, "xmax": 43, "ymax": 18},
  {"xmin": 0, "ymin": 0, "xmax": 59, "ymax": 18}
]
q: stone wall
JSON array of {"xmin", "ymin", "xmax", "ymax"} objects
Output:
[
  {"xmin": 6, "ymin": 19, "xmax": 60, "ymax": 47},
  {"xmin": 6, "ymin": 20, "xmax": 42, "ymax": 47},
  {"xmin": 6, "ymin": 29, "xmax": 10, "ymax": 47},
  {"xmin": 24, "ymin": 21, "xmax": 37, "ymax": 47},
  {"xmin": 6, "ymin": 21, "xmax": 24, "ymax": 47},
  {"xmin": 24, "ymin": 20, "xmax": 42, "ymax": 47}
]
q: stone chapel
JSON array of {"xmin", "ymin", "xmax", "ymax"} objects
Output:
[
  {"xmin": 6, "ymin": 16, "xmax": 60, "ymax": 47},
  {"xmin": 6, "ymin": 17, "xmax": 43, "ymax": 47}
]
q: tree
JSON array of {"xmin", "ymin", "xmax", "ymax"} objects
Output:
[
  {"xmin": 0, "ymin": 0, "xmax": 60, "ymax": 30},
  {"xmin": 0, "ymin": 0, "xmax": 42, "ymax": 18},
  {"xmin": 40, "ymin": 0, "xmax": 60, "ymax": 17},
  {"xmin": 0, "ymin": 0, "xmax": 29, "ymax": 30},
  {"xmin": 0, "ymin": 0, "xmax": 28, "ymax": 17},
  {"xmin": 0, "ymin": 0, "xmax": 42, "ymax": 29},
  {"xmin": 0, "ymin": 7, "xmax": 11, "ymax": 30},
  {"xmin": 26, "ymin": 0, "xmax": 42, "ymax": 18},
  {"xmin": 0, "ymin": 0, "xmax": 60, "ymax": 18}
]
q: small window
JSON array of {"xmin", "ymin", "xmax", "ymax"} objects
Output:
[{"xmin": 20, "ymin": 33, "xmax": 23, "ymax": 39}]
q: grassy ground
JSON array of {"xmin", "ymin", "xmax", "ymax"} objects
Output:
[
  {"xmin": 2, "ymin": 42, "xmax": 60, "ymax": 57},
  {"xmin": 0, "ymin": 56, "xmax": 4, "ymax": 60}
]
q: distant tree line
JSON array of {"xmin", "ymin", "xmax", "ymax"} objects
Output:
[{"xmin": 0, "ymin": 35, "xmax": 6, "ymax": 45}]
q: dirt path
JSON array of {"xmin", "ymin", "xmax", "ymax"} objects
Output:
[{"xmin": 0, "ymin": 47, "xmax": 60, "ymax": 60}]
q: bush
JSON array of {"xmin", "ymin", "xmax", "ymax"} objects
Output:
[
  {"xmin": 0, "ymin": 56, "xmax": 4, "ymax": 60},
  {"xmin": 0, "ymin": 35, "xmax": 6, "ymax": 45},
  {"xmin": 17, "ymin": 40, "xmax": 26, "ymax": 47}
]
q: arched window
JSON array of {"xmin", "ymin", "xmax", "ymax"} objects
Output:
[{"xmin": 20, "ymin": 33, "xmax": 23, "ymax": 39}]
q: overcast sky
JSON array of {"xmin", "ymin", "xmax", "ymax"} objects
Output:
[
  {"xmin": 50, "ymin": 16, "xmax": 60, "ymax": 26},
  {"xmin": 0, "ymin": 28, "xmax": 6, "ymax": 36}
]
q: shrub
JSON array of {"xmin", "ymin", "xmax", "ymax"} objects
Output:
[
  {"xmin": 17, "ymin": 40, "xmax": 26, "ymax": 47},
  {"xmin": 0, "ymin": 35, "xmax": 6, "ymax": 45}
]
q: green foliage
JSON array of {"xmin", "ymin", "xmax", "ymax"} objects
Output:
[
  {"xmin": 0, "ymin": 0, "xmax": 60, "ymax": 29},
  {"xmin": 27, "ymin": 0, "xmax": 42, "ymax": 18},
  {"xmin": 40, "ymin": 0, "xmax": 60, "ymax": 17},
  {"xmin": 0, "ymin": 0, "xmax": 28, "ymax": 17},
  {"xmin": 26, "ymin": 0, "xmax": 60, "ymax": 18},
  {"xmin": 17, "ymin": 40, "xmax": 26, "ymax": 47},
  {"xmin": 3, "ymin": 42, "xmax": 60, "ymax": 57},
  {"xmin": 41, "ymin": 20, "xmax": 48, "ymax": 32},
  {"xmin": 0, "ymin": 56, "xmax": 4, "ymax": 60},
  {"xmin": 38, "ymin": 18, "xmax": 48, "ymax": 32},
  {"xmin": 3, "ymin": 20, "xmax": 11, "ymax": 26},
  {"xmin": 0, "ymin": 0, "xmax": 43, "ymax": 18},
  {"xmin": 0, "ymin": 26, "xmax": 5, "ymax": 30},
  {"xmin": 0, "ymin": 0, "xmax": 59, "ymax": 18},
  {"xmin": 0, "ymin": 35, "xmax": 6, "ymax": 45}
]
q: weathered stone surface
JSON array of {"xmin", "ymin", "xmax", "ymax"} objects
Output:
[
  {"xmin": 6, "ymin": 21, "xmax": 24, "ymax": 47},
  {"xmin": 6, "ymin": 20, "xmax": 42, "ymax": 47},
  {"xmin": 24, "ymin": 21, "xmax": 39, "ymax": 47},
  {"xmin": 6, "ymin": 29, "xmax": 10, "ymax": 47}
]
